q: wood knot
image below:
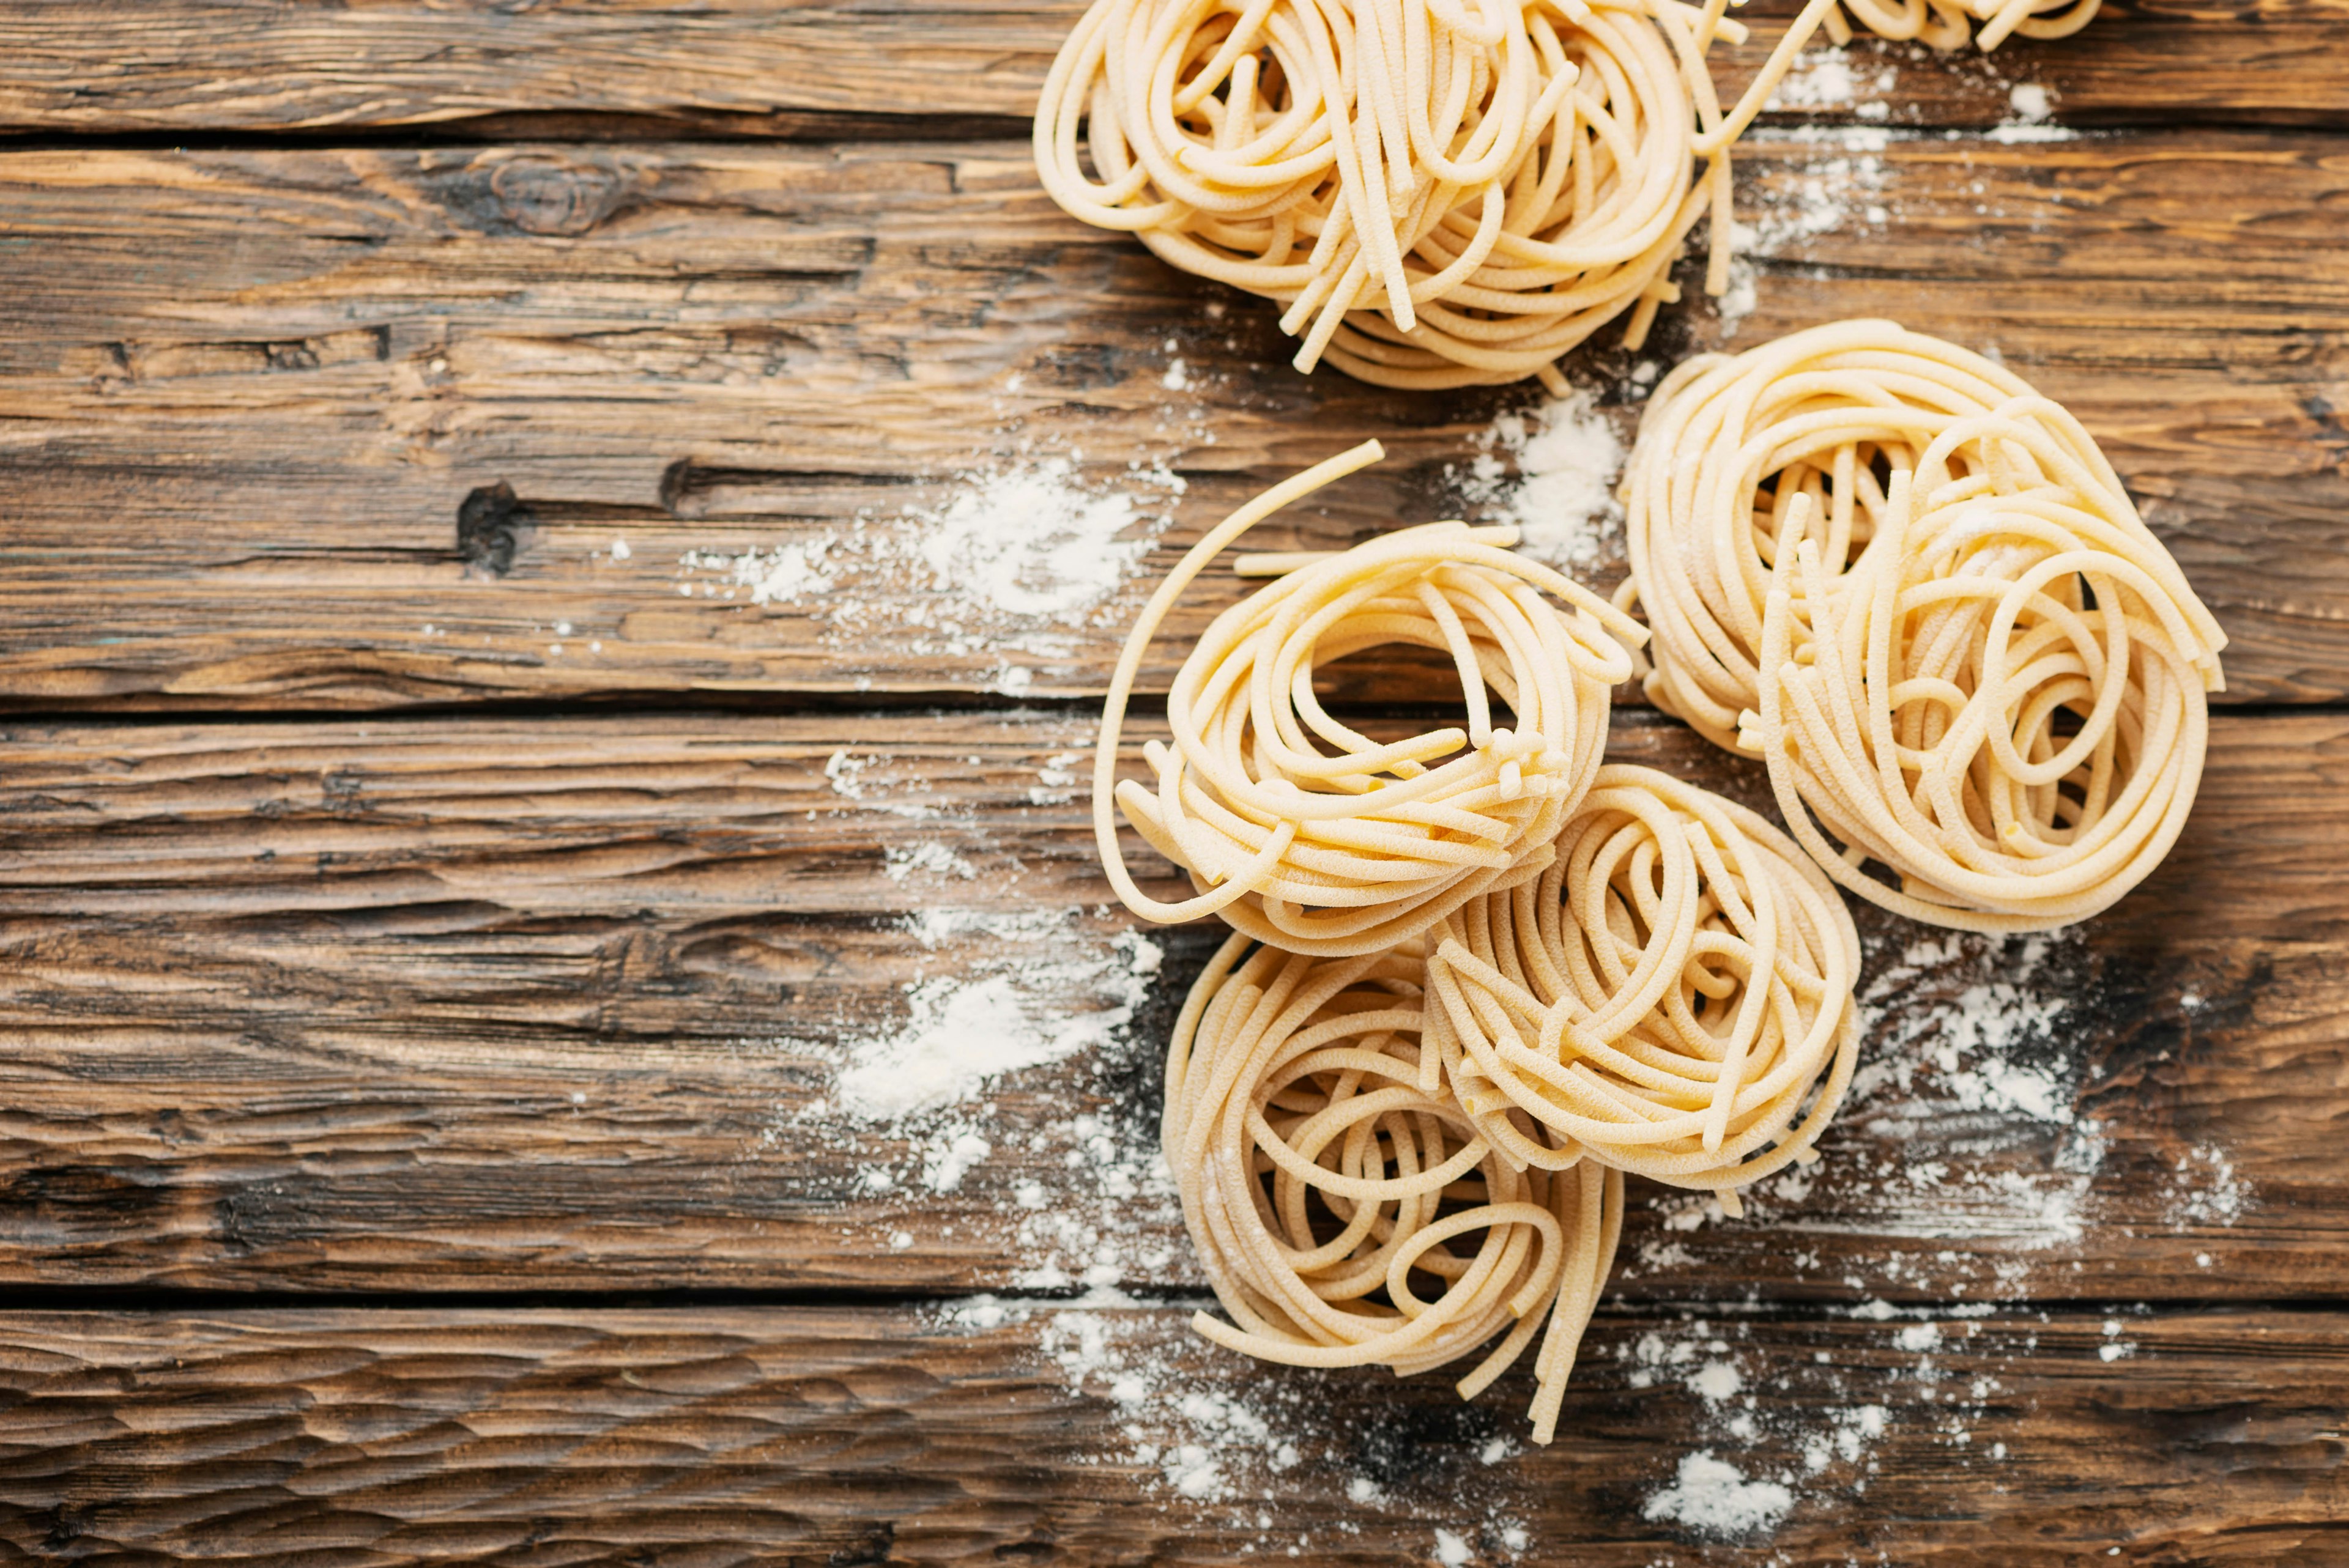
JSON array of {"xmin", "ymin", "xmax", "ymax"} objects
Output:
[
  {"xmin": 488, "ymin": 153, "xmax": 625, "ymax": 237},
  {"xmin": 458, "ymin": 482, "xmax": 535, "ymax": 577}
]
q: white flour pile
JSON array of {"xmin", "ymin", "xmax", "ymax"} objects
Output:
[
  {"xmin": 1986, "ymin": 80, "xmax": 2079, "ymax": 144},
  {"xmin": 1453, "ymin": 389, "xmax": 1627, "ymax": 576},
  {"xmin": 912, "ymin": 462, "xmax": 1160, "ymax": 619},
  {"xmin": 674, "ymin": 453, "xmax": 1184, "ymax": 692},
  {"xmin": 1644, "ymin": 1451, "xmax": 1794, "ymax": 1536},
  {"xmin": 813, "ymin": 908, "xmax": 1162, "ymax": 1125},
  {"xmin": 1764, "ymin": 45, "xmax": 1898, "ymax": 120}
]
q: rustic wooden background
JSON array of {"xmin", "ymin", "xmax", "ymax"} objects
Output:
[{"xmin": 2, "ymin": 2, "xmax": 2347, "ymax": 1562}]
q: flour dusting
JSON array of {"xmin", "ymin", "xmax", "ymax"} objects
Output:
[
  {"xmin": 1642, "ymin": 1451, "xmax": 1794, "ymax": 1536},
  {"xmin": 1817, "ymin": 929, "xmax": 2104, "ymax": 1252},
  {"xmin": 1764, "ymin": 46, "xmax": 1898, "ymax": 118},
  {"xmin": 912, "ymin": 460, "xmax": 1157, "ymax": 619},
  {"xmin": 1454, "ymin": 390, "xmax": 1627, "ymax": 575},
  {"xmin": 825, "ymin": 909, "xmax": 1162, "ymax": 1122},
  {"xmin": 1623, "ymin": 1306, "xmax": 2022, "ymax": 1547},
  {"xmin": 672, "ymin": 451, "xmax": 1185, "ymax": 691},
  {"xmin": 1720, "ymin": 124, "xmax": 1895, "ymax": 331}
]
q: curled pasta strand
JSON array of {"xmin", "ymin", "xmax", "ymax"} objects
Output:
[
  {"xmin": 1167, "ymin": 932, "xmax": 1624, "ymax": 1443},
  {"xmin": 1616, "ymin": 319, "xmax": 2224, "ymax": 755},
  {"xmin": 1743, "ymin": 447, "xmax": 2221, "ymax": 932},
  {"xmin": 1034, "ymin": 0, "xmax": 1849, "ymax": 389},
  {"xmin": 1617, "ymin": 321, "xmax": 2224, "ymax": 930},
  {"xmin": 1424, "ymin": 764, "xmax": 1861, "ymax": 1203},
  {"xmin": 1096, "ymin": 444, "xmax": 1648, "ymax": 955}
]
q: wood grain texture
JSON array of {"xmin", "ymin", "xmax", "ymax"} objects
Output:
[
  {"xmin": 3, "ymin": 708, "xmax": 2339, "ymax": 1301},
  {"xmin": 1, "ymin": 1304, "xmax": 2343, "ymax": 1566},
  {"xmin": 0, "ymin": 0, "xmax": 2341, "ymax": 135},
  {"xmin": 0, "ymin": 131, "xmax": 2344, "ymax": 709},
  {"xmin": 2, "ymin": 0, "xmax": 2343, "ymax": 1553}
]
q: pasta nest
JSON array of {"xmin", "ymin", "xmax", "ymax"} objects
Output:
[
  {"xmin": 1424, "ymin": 764, "xmax": 1860, "ymax": 1203},
  {"xmin": 1096, "ymin": 447, "xmax": 1646, "ymax": 955},
  {"xmin": 1033, "ymin": 0, "xmax": 1753, "ymax": 390},
  {"xmin": 1822, "ymin": 0, "xmax": 2100, "ymax": 52},
  {"xmin": 1166, "ymin": 933, "xmax": 1624, "ymax": 1442},
  {"xmin": 1619, "ymin": 319, "xmax": 2080, "ymax": 753},
  {"xmin": 1742, "ymin": 398, "xmax": 2227, "ymax": 931}
]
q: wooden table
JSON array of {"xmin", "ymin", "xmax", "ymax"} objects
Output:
[{"xmin": 2, "ymin": 3, "xmax": 2346, "ymax": 1562}]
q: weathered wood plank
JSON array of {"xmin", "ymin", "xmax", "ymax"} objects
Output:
[
  {"xmin": 0, "ymin": 130, "xmax": 2343, "ymax": 709},
  {"xmin": 2, "ymin": 708, "xmax": 2339, "ymax": 1300},
  {"xmin": 0, "ymin": 1304, "xmax": 2342, "ymax": 1565},
  {"xmin": 0, "ymin": 0, "xmax": 2339, "ymax": 135}
]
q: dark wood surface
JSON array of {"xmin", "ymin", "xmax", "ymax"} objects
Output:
[
  {"xmin": 2, "ymin": 130, "xmax": 2347, "ymax": 707},
  {"xmin": 4, "ymin": 708, "xmax": 2346, "ymax": 1304},
  {"xmin": 2, "ymin": 6, "xmax": 2346, "ymax": 1563},
  {"xmin": 2, "ymin": 1306, "xmax": 2344, "ymax": 1565}
]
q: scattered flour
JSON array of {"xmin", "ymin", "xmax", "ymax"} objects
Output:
[
  {"xmin": 1986, "ymin": 78, "xmax": 2077, "ymax": 143},
  {"xmin": 672, "ymin": 453, "xmax": 1185, "ymax": 692},
  {"xmin": 1721, "ymin": 65, "xmax": 2073, "ymax": 334},
  {"xmin": 883, "ymin": 841, "xmax": 978, "ymax": 883},
  {"xmin": 736, "ymin": 540, "xmax": 836, "ymax": 605},
  {"xmin": 1810, "ymin": 928, "xmax": 2104, "ymax": 1252},
  {"xmin": 1764, "ymin": 46, "xmax": 1898, "ymax": 116},
  {"xmin": 1454, "ymin": 389, "xmax": 1627, "ymax": 575},
  {"xmin": 1858, "ymin": 933, "xmax": 2079, "ymax": 1132},
  {"xmin": 1642, "ymin": 1451, "xmax": 1794, "ymax": 1537},
  {"xmin": 1010, "ymin": 1296, "xmax": 1313, "ymax": 1505},
  {"xmin": 1633, "ymin": 925, "xmax": 2248, "ymax": 1311},
  {"xmin": 824, "ymin": 909, "xmax": 1163, "ymax": 1122},
  {"xmin": 822, "ymin": 745, "xmax": 946, "ymax": 819},
  {"xmin": 1689, "ymin": 1360, "xmax": 1745, "ymax": 1403},
  {"xmin": 1002, "ymin": 1293, "xmax": 1542, "ymax": 1555},
  {"xmin": 1718, "ymin": 124, "xmax": 1895, "ymax": 332},
  {"xmin": 2161, "ymin": 1143, "xmax": 2252, "ymax": 1229},
  {"xmin": 1624, "ymin": 1307, "xmax": 2022, "ymax": 1547},
  {"xmin": 925, "ymin": 1131, "xmax": 994, "ymax": 1194},
  {"xmin": 1030, "ymin": 749, "xmax": 1086, "ymax": 807},
  {"xmin": 914, "ymin": 462, "xmax": 1157, "ymax": 620}
]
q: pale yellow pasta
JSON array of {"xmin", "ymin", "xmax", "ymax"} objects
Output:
[
  {"xmin": 1167, "ymin": 931, "xmax": 1623, "ymax": 1443},
  {"xmin": 1093, "ymin": 439, "xmax": 1649, "ymax": 956},
  {"xmin": 1616, "ymin": 319, "xmax": 2059, "ymax": 753},
  {"xmin": 1742, "ymin": 402, "xmax": 2226, "ymax": 931},
  {"xmin": 1034, "ymin": 0, "xmax": 1786, "ymax": 390},
  {"xmin": 1423, "ymin": 764, "xmax": 1859, "ymax": 1205},
  {"xmin": 1816, "ymin": 0, "xmax": 2099, "ymax": 53}
]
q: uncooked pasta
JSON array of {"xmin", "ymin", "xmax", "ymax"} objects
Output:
[
  {"xmin": 1423, "ymin": 764, "xmax": 1859, "ymax": 1206},
  {"xmin": 1033, "ymin": 0, "xmax": 2093, "ymax": 391},
  {"xmin": 1743, "ymin": 404, "xmax": 2227, "ymax": 931},
  {"xmin": 1093, "ymin": 439, "xmax": 1648, "ymax": 956},
  {"xmin": 1814, "ymin": 0, "xmax": 2098, "ymax": 52},
  {"xmin": 1034, "ymin": 0, "xmax": 1768, "ymax": 390},
  {"xmin": 1167, "ymin": 931, "xmax": 1623, "ymax": 1442},
  {"xmin": 1616, "ymin": 319, "xmax": 2066, "ymax": 752}
]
